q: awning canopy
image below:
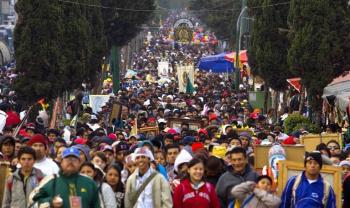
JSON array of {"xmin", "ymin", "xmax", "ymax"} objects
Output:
[
  {"xmin": 322, "ymin": 72, "xmax": 350, "ymax": 112},
  {"xmin": 197, "ymin": 52, "xmax": 234, "ymax": 73},
  {"xmin": 224, "ymin": 50, "xmax": 248, "ymax": 63}
]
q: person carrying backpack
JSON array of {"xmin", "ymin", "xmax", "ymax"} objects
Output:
[
  {"xmin": 280, "ymin": 151, "xmax": 336, "ymax": 208},
  {"xmin": 2, "ymin": 146, "xmax": 43, "ymax": 208}
]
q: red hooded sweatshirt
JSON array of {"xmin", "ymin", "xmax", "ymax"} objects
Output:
[{"xmin": 173, "ymin": 178, "xmax": 220, "ymax": 208}]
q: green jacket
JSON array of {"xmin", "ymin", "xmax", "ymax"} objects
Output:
[{"xmin": 31, "ymin": 171, "xmax": 100, "ymax": 208}]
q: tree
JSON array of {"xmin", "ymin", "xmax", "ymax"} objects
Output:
[
  {"xmin": 189, "ymin": 0, "xmax": 241, "ymax": 45},
  {"xmin": 14, "ymin": 0, "xmax": 66, "ymax": 104},
  {"xmin": 248, "ymin": 0, "xmax": 291, "ymax": 91},
  {"xmin": 102, "ymin": 0, "xmax": 155, "ymax": 47},
  {"xmin": 288, "ymin": 0, "xmax": 350, "ymax": 122},
  {"xmin": 59, "ymin": 1, "xmax": 91, "ymax": 90},
  {"xmin": 102, "ymin": 0, "xmax": 155, "ymax": 92},
  {"xmin": 248, "ymin": 0, "xmax": 292, "ymax": 117},
  {"xmin": 14, "ymin": 0, "xmax": 108, "ymax": 104}
]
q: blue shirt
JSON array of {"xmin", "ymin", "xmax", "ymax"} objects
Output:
[{"xmin": 280, "ymin": 171, "xmax": 336, "ymax": 208}]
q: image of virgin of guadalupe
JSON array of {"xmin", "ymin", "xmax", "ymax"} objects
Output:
[{"xmin": 182, "ymin": 71, "xmax": 189, "ymax": 88}]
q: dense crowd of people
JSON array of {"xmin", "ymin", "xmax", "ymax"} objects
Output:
[{"xmin": 0, "ymin": 12, "xmax": 349, "ymax": 208}]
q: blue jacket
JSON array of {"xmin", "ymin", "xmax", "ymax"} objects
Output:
[{"xmin": 280, "ymin": 171, "xmax": 336, "ymax": 208}]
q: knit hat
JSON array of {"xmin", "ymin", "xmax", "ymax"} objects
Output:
[
  {"xmin": 183, "ymin": 136, "xmax": 195, "ymax": 145},
  {"xmin": 209, "ymin": 114, "xmax": 218, "ymax": 121},
  {"xmin": 74, "ymin": 138, "xmax": 87, "ymax": 145},
  {"xmin": 27, "ymin": 134, "xmax": 47, "ymax": 147},
  {"xmin": 192, "ymin": 142, "xmax": 204, "ymax": 153},
  {"xmin": 256, "ymin": 175, "xmax": 272, "ymax": 184},
  {"xmin": 174, "ymin": 149, "xmax": 193, "ymax": 172},
  {"xmin": 99, "ymin": 136, "xmax": 114, "ymax": 146},
  {"xmin": 108, "ymin": 133, "xmax": 117, "ymax": 141},
  {"xmin": 134, "ymin": 147, "xmax": 154, "ymax": 161},
  {"xmin": 239, "ymin": 132, "xmax": 251, "ymax": 141},
  {"xmin": 304, "ymin": 151, "xmax": 323, "ymax": 168}
]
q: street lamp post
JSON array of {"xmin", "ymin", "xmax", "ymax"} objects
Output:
[{"xmin": 235, "ymin": 6, "xmax": 248, "ymax": 91}]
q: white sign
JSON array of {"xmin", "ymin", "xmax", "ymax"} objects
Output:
[{"xmin": 89, "ymin": 95, "xmax": 111, "ymax": 114}]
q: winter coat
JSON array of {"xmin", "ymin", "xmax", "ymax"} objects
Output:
[
  {"xmin": 173, "ymin": 178, "xmax": 221, "ymax": 208},
  {"xmin": 280, "ymin": 171, "xmax": 336, "ymax": 208},
  {"xmin": 30, "ymin": 171, "xmax": 100, "ymax": 208},
  {"xmin": 2, "ymin": 168, "xmax": 43, "ymax": 208},
  {"xmin": 216, "ymin": 165, "xmax": 259, "ymax": 207},
  {"xmin": 231, "ymin": 181, "xmax": 281, "ymax": 208},
  {"xmin": 124, "ymin": 168, "xmax": 172, "ymax": 208}
]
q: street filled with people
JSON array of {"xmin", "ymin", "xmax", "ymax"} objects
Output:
[{"xmin": 0, "ymin": 12, "xmax": 349, "ymax": 208}]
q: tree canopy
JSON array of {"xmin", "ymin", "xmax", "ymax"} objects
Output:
[
  {"xmin": 14, "ymin": 0, "xmax": 155, "ymax": 104},
  {"xmin": 287, "ymin": 0, "xmax": 350, "ymax": 114},
  {"xmin": 248, "ymin": 0, "xmax": 291, "ymax": 91},
  {"xmin": 14, "ymin": 0, "xmax": 66, "ymax": 103},
  {"xmin": 102, "ymin": 0, "xmax": 155, "ymax": 48},
  {"xmin": 189, "ymin": 0, "xmax": 241, "ymax": 44}
]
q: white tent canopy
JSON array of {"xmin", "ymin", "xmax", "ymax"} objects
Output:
[{"xmin": 322, "ymin": 72, "xmax": 350, "ymax": 112}]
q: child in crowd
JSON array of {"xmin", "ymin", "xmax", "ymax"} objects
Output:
[
  {"xmin": 105, "ymin": 164, "xmax": 125, "ymax": 208},
  {"xmin": 231, "ymin": 175, "xmax": 281, "ymax": 208},
  {"xmin": 80, "ymin": 162, "xmax": 117, "ymax": 208}
]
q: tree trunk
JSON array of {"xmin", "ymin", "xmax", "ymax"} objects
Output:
[
  {"xmin": 111, "ymin": 45, "xmax": 120, "ymax": 93},
  {"xmin": 274, "ymin": 91, "xmax": 279, "ymax": 123},
  {"xmin": 264, "ymin": 84, "xmax": 269, "ymax": 115},
  {"xmin": 299, "ymin": 85, "xmax": 305, "ymax": 115}
]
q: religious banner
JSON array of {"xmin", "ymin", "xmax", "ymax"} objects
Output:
[
  {"xmin": 177, "ymin": 64, "xmax": 195, "ymax": 93},
  {"xmin": 158, "ymin": 61, "xmax": 170, "ymax": 77}
]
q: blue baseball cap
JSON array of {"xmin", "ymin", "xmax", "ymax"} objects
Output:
[{"xmin": 62, "ymin": 147, "xmax": 80, "ymax": 159}]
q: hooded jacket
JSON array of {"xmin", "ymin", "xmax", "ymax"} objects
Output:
[
  {"xmin": 2, "ymin": 167, "xmax": 43, "ymax": 208},
  {"xmin": 280, "ymin": 171, "xmax": 336, "ymax": 208},
  {"xmin": 231, "ymin": 181, "xmax": 281, "ymax": 208},
  {"xmin": 215, "ymin": 165, "xmax": 259, "ymax": 207},
  {"xmin": 173, "ymin": 178, "xmax": 220, "ymax": 208}
]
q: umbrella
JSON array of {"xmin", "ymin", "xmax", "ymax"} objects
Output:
[{"xmin": 197, "ymin": 53, "xmax": 234, "ymax": 73}]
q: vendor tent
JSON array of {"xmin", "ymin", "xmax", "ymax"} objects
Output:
[
  {"xmin": 224, "ymin": 50, "xmax": 248, "ymax": 63},
  {"xmin": 197, "ymin": 52, "xmax": 234, "ymax": 73},
  {"xmin": 322, "ymin": 72, "xmax": 350, "ymax": 112}
]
